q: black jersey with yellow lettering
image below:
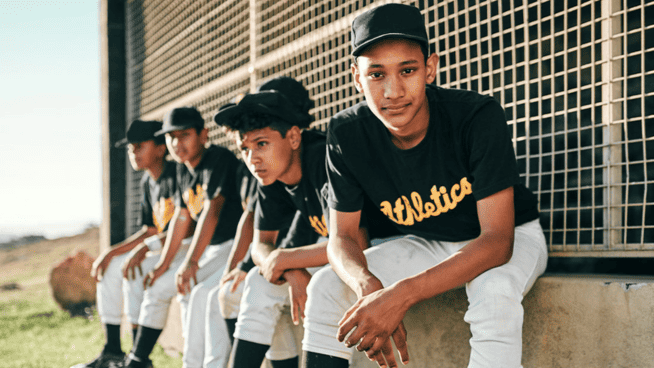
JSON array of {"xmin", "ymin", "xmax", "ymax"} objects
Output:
[
  {"xmin": 140, "ymin": 160, "xmax": 177, "ymax": 233},
  {"xmin": 255, "ymin": 130, "xmax": 330, "ymax": 238},
  {"xmin": 327, "ymin": 85, "xmax": 539, "ymax": 242},
  {"xmin": 176, "ymin": 144, "xmax": 243, "ymax": 245}
]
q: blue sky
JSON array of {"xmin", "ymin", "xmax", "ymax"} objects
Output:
[{"xmin": 0, "ymin": 1, "xmax": 101, "ymax": 239}]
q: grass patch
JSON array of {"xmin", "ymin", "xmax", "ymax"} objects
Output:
[{"xmin": 0, "ymin": 290, "xmax": 182, "ymax": 368}]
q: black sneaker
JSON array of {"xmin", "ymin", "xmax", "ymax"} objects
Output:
[
  {"xmin": 109, "ymin": 353, "xmax": 153, "ymax": 368},
  {"xmin": 71, "ymin": 351, "xmax": 125, "ymax": 368}
]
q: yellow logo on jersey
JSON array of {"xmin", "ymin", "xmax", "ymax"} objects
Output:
[
  {"xmin": 308, "ymin": 214, "xmax": 329, "ymax": 237},
  {"xmin": 183, "ymin": 184, "xmax": 205, "ymax": 220},
  {"xmin": 153, "ymin": 197, "xmax": 175, "ymax": 232},
  {"xmin": 379, "ymin": 177, "xmax": 473, "ymax": 226}
]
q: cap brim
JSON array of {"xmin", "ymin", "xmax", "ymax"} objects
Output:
[
  {"xmin": 352, "ymin": 33, "xmax": 428, "ymax": 56},
  {"xmin": 154, "ymin": 124, "xmax": 196, "ymax": 137},
  {"xmin": 213, "ymin": 104, "xmax": 241, "ymax": 127},
  {"xmin": 114, "ymin": 138, "xmax": 129, "ymax": 148}
]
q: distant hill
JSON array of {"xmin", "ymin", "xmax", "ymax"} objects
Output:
[{"xmin": 0, "ymin": 234, "xmax": 48, "ymax": 249}]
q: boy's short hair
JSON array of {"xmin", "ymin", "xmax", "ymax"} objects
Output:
[
  {"xmin": 115, "ymin": 119, "xmax": 165, "ymax": 147},
  {"xmin": 156, "ymin": 106, "xmax": 205, "ymax": 136},
  {"xmin": 213, "ymin": 91, "xmax": 313, "ymax": 137},
  {"xmin": 351, "ymin": 3, "xmax": 429, "ymax": 60}
]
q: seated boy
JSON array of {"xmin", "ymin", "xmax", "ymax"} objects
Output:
[
  {"xmin": 73, "ymin": 119, "xmax": 175, "ymax": 368},
  {"xmin": 301, "ymin": 4, "xmax": 548, "ymax": 368},
  {"xmin": 120, "ymin": 106, "xmax": 243, "ymax": 368},
  {"xmin": 213, "ymin": 90, "xmax": 399, "ymax": 368}
]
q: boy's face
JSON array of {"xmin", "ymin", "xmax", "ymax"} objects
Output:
[
  {"xmin": 127, "ymin": 140, "xmax": 165, "ymax": 171},
  {"xmin": 235, "ymin": 126, "xmax": 297, "ymax": 186},
  {"xmin": 165, "ymin": 127, "xmax": 207, "ymax": 166},
  {"xmin": 352, "ymin": 39, "xmax": 438, "ymax": 137}
]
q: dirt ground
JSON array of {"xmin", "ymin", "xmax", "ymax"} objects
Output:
[{"xmin": 0, "ymin": 227, "xmax": 99, "ymax": 303}]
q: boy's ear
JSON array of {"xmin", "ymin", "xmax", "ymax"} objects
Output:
[
  {"xmin": 287, "ymin": 126, "xmax": 302, "ymax": 150},
  {"xmin": 200, "ymin": 127, "xmax": 209, "ymax": 145},
  {"xmin": 425, "ymin": 53, "xmax": 439, "ymax": 85},
  {"xmin": 351, "ymin": 63, "xmax": 363, "ymax": 93}
]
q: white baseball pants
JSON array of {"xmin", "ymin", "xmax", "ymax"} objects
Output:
[{"xmin": 302, "ymin": 219, "xmax": 548, "ymax": 368}]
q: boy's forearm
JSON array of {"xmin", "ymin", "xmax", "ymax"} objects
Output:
[
  {"xmin": 157, "ymin": 211, "xmax": 192, "ymax": 269},
  {"xmin": 184, "ymin": 200, "xmax": 220, "ymax": 265},
  {"xmin": 110, "ymin": 226, "xmax": 158, "ymax": 255},
  {"xmin": 327, "ymin": 234, "xmax": 374, "ymax": 298},
  {"xmin": 225, "ymin": 210, "xmax": 255, "ymax": 271},
  {"xmin": 277, "ymin": 240, "xmax": 329, "ymax": 270},
  {"xmin": 398, "ymin": 232, "xmax": 513, "ymax": 307},
  {"xmin": 251, "ymin": 240, "xmax": 276, "ymax": 267}
]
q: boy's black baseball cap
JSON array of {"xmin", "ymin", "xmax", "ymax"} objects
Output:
[
  {"xmin": 257, "ymin": 76, "xmax": 315, "ymax": 115},
  {"xmin": 115, "ymin": 119, "xmax": 164, "ymax": 148},
  {"xmin": 213, "ymin": 91, "xmax": 312, "ymax": 129},
  {"xmin": 155, "ymin": 106, "xmax": 205, "ymax": 136},
  {"xmin": 351, "ymin": 3, "xmax": 428, "ymax": 57}
]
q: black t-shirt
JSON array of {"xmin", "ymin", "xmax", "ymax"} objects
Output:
[
  {"xmin": 176, "ymin": 145, "xmax": 243, "ymax": 245},
  {"xmin": 255, "ymin": 130, "xmax": 330, "ymax": 238},
  {"xmin": 327, "ymin": 85, "xmax": 539, "ymax": 242},
  {"xmin": 236, "ymin": 160, "xmax": 258, "ymax": 211},
  {"xmin": 140, "ymin": 160, "xmax": 177, "ymax": 233}
]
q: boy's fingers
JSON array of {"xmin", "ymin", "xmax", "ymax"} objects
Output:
[
  {"xmin": 137, "ymin": 265, "xmax": 143, "ymax": 277},
  {"xmin": 392, "ymin": 324, "xmax": 409, "ymax": 364}
]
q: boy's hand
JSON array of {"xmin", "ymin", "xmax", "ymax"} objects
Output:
[
  {"xmin": 91, "ymin": 249, "xmax": 114, "ymax": 282},
  {"xmin": 283, "ymin": 268, "xmax": 312, "ymax": 325},
  {"xmin": 143, "ymin": 263, "xmax": 168, "ymax": 288},
  {"xmin": 220, "ymin": 268, "xmax": 247, "ymax": 293},
  {"xmin": 337, "ymin": 277, "xmax": 410, "ymax": 368},
  {"xmin": 175, "ymin": 260, "xmax": 199, "ymax": 295},
  {"xmin": 122, "ymin": 243, "xmax": 149, "ymax": 280},
  {"xmin": 259, "ymin": 249, "xmax": 286, "ymax": 285}
]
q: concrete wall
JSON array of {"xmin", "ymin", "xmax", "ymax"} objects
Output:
[{"xmin": 157, "ymin": 275, "xmax": 654, "ymax": 367}]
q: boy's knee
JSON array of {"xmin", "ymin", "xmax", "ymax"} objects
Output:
[
  {"xmin": 306, "ymin": 267, "xmax": 345, "ymax": 305},
  {"xmin": 218, "ymin": 280, "xmax": 242, "ymax": 319}
]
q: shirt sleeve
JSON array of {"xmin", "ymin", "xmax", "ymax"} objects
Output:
[
  {"xmin": 465, "ymin": 99, "xmax": 521, "ymax": 200},
  {"xmin": 204, "ymin": 148, "xmax": 239, "ymax": 201},
  {"xmin": 326, "ymin": 121, "xmax": 364, "ymax": 212}
]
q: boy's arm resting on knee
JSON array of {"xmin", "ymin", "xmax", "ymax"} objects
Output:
[
  {"xmin": 327, "ymin": 208, "xmax": 378, "ymax": 298},
  {"xmin": 394, "ymin": 186, "xmax": 516, "ymax": 306},
  {"xmin": 252, "ymin": 229, "xmax": 285, "ymax": 284},
  {"xmin": 92, "ymin": 225, "xmax": 159, "ymax": 281},
  {"xmin": 144, "ymin": 207, "xmax": 194, "ymax": 287},
  {"xmin": 223, "ymin": 210, "xmax": 255, "ymax": 274},
  {"xmin": 273, "ymin": 239, "xmax": 329, "ymax": 270},
  {"xmin": 176, "ymin": 194, "xmax": 224, "ymax": 294}
]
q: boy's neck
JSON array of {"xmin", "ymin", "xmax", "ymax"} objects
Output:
[
  {"xmin": 388, "ymin": 103, "xmax": 430, "ymax": 150},
  {"xmin": 278, "ymin": 144, "xmax": 303, "ymax": 187},
  {"xmin": 146, "ymin": 160, "xmax": 165, "ymax": 181}
]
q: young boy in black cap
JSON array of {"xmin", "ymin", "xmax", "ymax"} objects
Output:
[
  {"xmin": 72, "ymin": 119, "xmax": 176, "ymax": 368},
  {"xmin": 120, "ymin": 106, "xmax": 243, "ymax": 368},
  {"xmin": 213, "ymin": 86, "xmax": 399, "ymax": 368},
  {"xmin": 301, "ymin": 3, "xmax": 548, "ymax": 368}
]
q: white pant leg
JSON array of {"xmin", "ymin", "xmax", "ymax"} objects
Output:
[
  {"xmin": 464, "ymin": 219, "xmax": 548, "ymax": 368},
  {"xmin": 181, "ymin": 240, "xmax": 233, "ymax": 368},
  {"xmin": 96, "ymin": 252, "xmax": 130, "ymax": 325},
  {"xmin": 137, "ymin": 250, "xmax": 187, "ymax": 329},
  {"xmin": 302, "ymin": 220, "xmax": 548, "ymax": 366},
  {"xmin": 123, "ymin": 252, "xmax": 160, "ymax": 325},
  {"xmin": 204, "ymin": 278, "xmax": 244, "ymax": 368}
]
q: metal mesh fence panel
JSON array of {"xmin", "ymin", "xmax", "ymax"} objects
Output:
[{"xmin": 123, "ymin": 0, "xmax": 653, "ymax": 256}]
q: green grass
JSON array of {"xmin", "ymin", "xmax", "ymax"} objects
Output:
[{"xmin": 0, "ymin": 289, "xmax": 182, "ymax": 368}]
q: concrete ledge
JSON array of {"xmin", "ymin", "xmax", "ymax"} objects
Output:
[{"xmin": 156, "ymin": 275, "xmax": 654, "ymax": 367}]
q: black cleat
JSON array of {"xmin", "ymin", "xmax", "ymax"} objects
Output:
[{"xmin": 71, "ymin": 351, "xmax": 125, "ymax": 368}]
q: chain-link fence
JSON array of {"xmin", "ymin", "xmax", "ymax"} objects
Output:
[{"xmin": 123, "ymin": 0, "xmax": 654, "ymax": 257}]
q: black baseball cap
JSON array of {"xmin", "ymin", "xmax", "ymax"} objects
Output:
[
  {"xmin": 257, "ymin": 76, "xmax": 315, "ymax": 115},
  {"xmin": 351, "ymin": 3, "xmax": 428, "ymax": 57},
  {"xmin": 115, "ymin": 119, "xmax": 164, "ymax": 148},
  {"xmin": 155, "ymin": 106, "xmax": 205, "ymax": 136},
  {"xmin": 213, "ymin": 91, "xmax": 313, "ymax": 130}
]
